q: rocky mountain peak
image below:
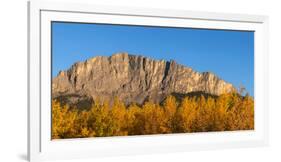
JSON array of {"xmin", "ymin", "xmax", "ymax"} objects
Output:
[{"xmin": 52, "ymin": 53, "xmax": 235, "ymax": 108}]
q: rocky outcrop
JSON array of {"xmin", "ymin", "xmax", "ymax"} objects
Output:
[{"xmin": 52, "ymin": 52, "xmax": 235, "ymax": 107}]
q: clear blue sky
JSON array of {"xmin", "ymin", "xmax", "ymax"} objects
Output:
[{"xmin": 52, "ymin": 22, "xmax": 254, "ymax": 96}]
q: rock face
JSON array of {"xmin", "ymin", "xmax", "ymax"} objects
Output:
[{"xmin": 52, "ymin": 52, "xmax": 235, "ymax": 107}]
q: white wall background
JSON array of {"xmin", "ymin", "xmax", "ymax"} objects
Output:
[{"xmin": 0, "ymin": 0, "xmax": 280, "ymax": 161}]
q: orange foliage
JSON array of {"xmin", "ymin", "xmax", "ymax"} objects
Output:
[{"xmin": 52, "ymin": 93, "xmax": 254, "ymax": 139}]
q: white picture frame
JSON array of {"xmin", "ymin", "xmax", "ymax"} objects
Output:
[{"xmin": 28, "ymin": 1, "xmax": 269, "ymax": 161}]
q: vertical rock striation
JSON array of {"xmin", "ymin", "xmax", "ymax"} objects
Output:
[{"xmin": 52, "ymin": 52, "xmax": 235, "ymax": 107}]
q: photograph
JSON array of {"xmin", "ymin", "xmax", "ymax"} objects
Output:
[{"xmin": 51, "ymin": 22, "xmax": 254, "ymax": 139}]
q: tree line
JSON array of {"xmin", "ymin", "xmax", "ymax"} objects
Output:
[{"xmin": 52, "ymin": 92, "xmax": 254, "ymax": 139}]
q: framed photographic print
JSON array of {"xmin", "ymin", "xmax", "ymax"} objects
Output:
[{"xmin": 28, "ymin": 1, "xmax": 269, "ymax": 161}]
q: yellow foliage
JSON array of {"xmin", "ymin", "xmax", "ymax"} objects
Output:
[{"xmin": 52, "ymin": 92, "xmax": 254, "ymax": 139}]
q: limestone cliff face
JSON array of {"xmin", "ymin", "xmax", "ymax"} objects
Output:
[{"xmin": 52, "ymin": 52, "xmax": 235, "ymax": 106}]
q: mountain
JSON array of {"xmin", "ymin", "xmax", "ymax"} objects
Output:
[{"xmin": 52, "ymin": 52, "xmax": 235, "ymax": 108}]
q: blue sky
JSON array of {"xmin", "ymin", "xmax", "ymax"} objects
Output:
[{"xmin": 52, "ymin": 22, "xmax": 254, "ymax": 96}]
